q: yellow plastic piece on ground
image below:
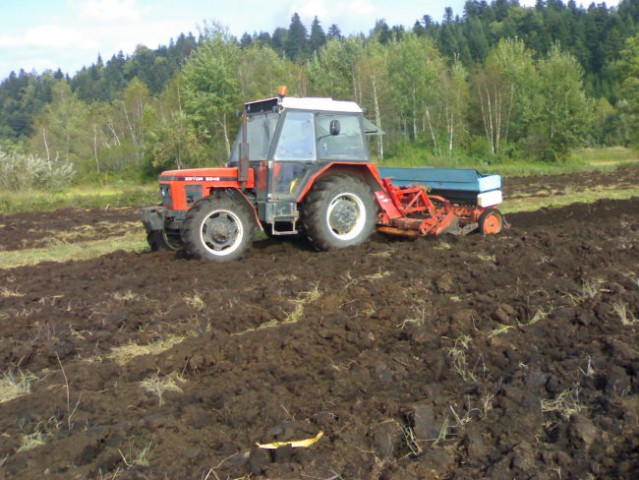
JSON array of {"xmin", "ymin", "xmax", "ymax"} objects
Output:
[{"xmin": 256, "ymin": 430, "xmax": 324, "ymax": 449}]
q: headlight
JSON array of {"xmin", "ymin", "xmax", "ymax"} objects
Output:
[{"xmin": 160, "ymin": 185, "xmax": 172, "ymax": 206}]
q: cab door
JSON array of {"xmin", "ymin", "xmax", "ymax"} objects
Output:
[
  {"xmin": 271, "ymin": 111, "xmax": 317, "ymax": 199},
  {"xmin": 243, "ymin": 113, "xmax": 279, "ymax": 203}
]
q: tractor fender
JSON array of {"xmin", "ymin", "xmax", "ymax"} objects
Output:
[
  {"xmin": 206, "ymin": 187, "xmax": 264, "ymax": 232},
  {"xmin": 296, "ymin": 163, "xmax": 405, "ymax": 223},
  {"xmin": 296, "ymin": 163, "xmax": 385, "ymax": 203}
]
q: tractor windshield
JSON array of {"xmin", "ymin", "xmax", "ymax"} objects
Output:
[{"xmin": 228, "ymin": 112, "xmax": 279, "ymax": 164}]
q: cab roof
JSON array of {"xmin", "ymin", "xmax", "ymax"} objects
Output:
[
  {"xmin": 281, "ymin": 96, "xmax": 363, "ymax": 113},
  {"xmin": 244, "ymin": 96, "xmax": 363, "ymax": 114}
]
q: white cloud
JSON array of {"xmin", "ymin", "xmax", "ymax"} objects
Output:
[
  {"xmin": 0, "ymin": 34, "xmax": 21, "ymax": 49},
  {"xmin": 32, "ymin": 25, "xmax": 98, "ymax": 48},
  {"xmin": 97, "ymin": 20, "xmax": 196, "ymax": 53},
  {"xmin": 295, "ymin": 0, "xmax": 328, "ymax": 21},
  {"xmin": 0, "ymin": 56, "xmax": 59, "ymax": 75},
  {"xmin": 519, "ymin": 0, "xmax": 620, "ymax": 7},
  {"xmin": 77, "ymin": 0, "xmax": 146, "ymax": 21},
  {"xmin": 290, "ymin": 0, "xmax": 378, "ymax": 33},
  {"xmin": 0, "ymin": 25, "xmax": 97, "ymax": 49},
  {"xmin": 345, "ymin": 0, "xmax": 376, "ymax": 17}
]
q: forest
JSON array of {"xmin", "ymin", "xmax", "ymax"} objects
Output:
[{"xmin": 1, "ymin": 0, "xmax": 639, "ymax": 187}]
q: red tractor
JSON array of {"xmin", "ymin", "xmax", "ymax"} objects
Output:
[{"xmin": 141, "ymin": 88, "xmax": 504, "ymax": 262}]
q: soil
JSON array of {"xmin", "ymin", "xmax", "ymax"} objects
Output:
[
  {"xmin": 503, "ymin": 164, "xmax": 639, "ymax": 199},
  {"xmin": 0, "ymin": 206, "xmax": 140, "ymax": 251},
  {"xmin": 0, "ymin": 168, "xmax": 638, "ymax": 480}
]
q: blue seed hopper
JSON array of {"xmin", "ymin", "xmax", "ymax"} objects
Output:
[{"xmin": 378, "ymin": 167, "xmax": 502, "ymax": 207}]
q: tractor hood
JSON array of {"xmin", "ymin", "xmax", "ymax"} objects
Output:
[{"xmin": 159, "ymin": 167, "xmax": 243, "ymax": 183}]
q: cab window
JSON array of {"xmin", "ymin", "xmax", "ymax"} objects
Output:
[
  {"xmin": 274, "ymin": 112, "xmax": 316, "ymax": 161},
  {"xmin": 228, "ymin": 112, "xmax": 279, "ymax": 164},
  {"xmin": 316, "ymin": 114, "xmax": 367, "ymax": 160}
]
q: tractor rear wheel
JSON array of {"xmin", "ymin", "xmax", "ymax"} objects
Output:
[
  {"xmin": 478, "ymin": 208, "xmax": 503, "ymax": 235},
  {"xmin": 302, "ymin": 174, "xmax": 377, "ymax": 251},
  {"xmin": 181, "ymin": 193, "xmax": 255, "ymax": 261}
]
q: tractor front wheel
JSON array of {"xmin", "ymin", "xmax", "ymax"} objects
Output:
[
  {"xmin": 181, "ymin": 194, "xmax": 255, "ymax": 261},
  {"xmin": 302, "ymin": 174, "xmax": 377, "ymax": 251},
  {"xmin": 147, "ymin": 230, "xmax": 182, "ymax": 251}
]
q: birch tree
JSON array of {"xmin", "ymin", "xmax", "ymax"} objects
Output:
[
  {"xmin": 31, "ymin": 81, "xmax": 90, "ymax": 172},
  {"xmin": 529, "ymin": 46, "xmax": 593, "ymax": 160},
  {"xmin": 474, "ymin": 39, "xmax": 536, "ymax": 155},
  {"xmin": 182, "ymin": 24, "xmax": 241, "ymax": 159},
  {"xmin": 387, "ymin": 34, "xmax": 444, "ymax": 148},
  {"xmin": 440, "ymin": 57, "xmax": 469, "ymax": 154},
  {"xmin": 307, "ymin": 37, "xmax": 366, "ymax": 102},
  {"xmin": 239, "ymin": 45, "xmax": 300, "ymax": 100},
  {"xmin": 358, "ymin": 42, "xmax": 392, "ymax": 159},
  {"xmin": 119, "ymin": 78, "xmax": 150, "ymax": 165},
  {"xmin": 144, "ymin": 74, "xmax": 201, "ymax": 172},
  {"xmin": 616, "ymin": 34, "xmax": 639, "ymax": 146}
]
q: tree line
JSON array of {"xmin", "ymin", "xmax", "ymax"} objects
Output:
[{"xmin": 1, "ymin": 0, "xmax": 638, "ymax": 184}]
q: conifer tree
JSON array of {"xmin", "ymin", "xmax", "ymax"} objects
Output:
[
  {"xmin": 285, "ymin": 13, "xmax": 309, "ymax": 61},
  {"xmin": 309, "ymin": 16, "xmax": 327, "ymax": 53}
]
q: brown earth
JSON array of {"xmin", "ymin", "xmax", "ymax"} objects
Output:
[
  {"xmin": 503, "ymin": 164, "xmax": 639, "ymax": 199},
  {"xmin": 0, "ymin": 206, "xmax": 140, "ymax": 251},
  {"xmin": 0, "ymin": 169, "xmax": 638, "ymax": 480}
]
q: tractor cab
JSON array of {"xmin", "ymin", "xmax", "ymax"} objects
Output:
[{"xmin": 227, "ymin": 89, "xmax": 372, "ymax": 235}]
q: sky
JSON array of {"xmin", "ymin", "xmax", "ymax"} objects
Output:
[{"xmin": 0, "ymin": 0, "xmax": 622, "ymax": 81}]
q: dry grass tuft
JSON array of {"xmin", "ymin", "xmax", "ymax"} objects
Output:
[
  {"xmin": 541, "ymin": 387, "xmax": 585, "ymax": 420},
  {"xmin": 364, "ymin": 270, "xmax": 391, "ymax": 281},
  {"xmin": 280, "ymin": 285, "xmax": 321, "ymax": 325},
  {"xmin": 447, "ymin": 334, "xmax": 477, "ymax": 382},
  {"xmin": 565, "ymin": 278, "xmax": 601, "ymax": 305},
  {"xmin": 184, "ymin": 292, "xmax": 206, "ymax": 311},
  {"xmin": 522, "ymin": 308, "xmax": 547, "ymax": 326},
  {"xmin": 119, "ymin": 439, "xmax": 153, "ymax": 468},
  {"xmin": 17, "ymin": 432, "xmax": 46, "ymax": 452},
  {"xmin": 612, "ymin": 301, "xmax": 638, "ymax": 326},
  {"xmin": 234, "ymin": 285, "xmax": 321, "ymax": 335},
  {"xmin": 397, "ymin": 303, "xmax": 427, "ymax": 330},
  {"xmin": 107, "ymin": 335, "xmax": 185, "ymax": 365},
  {"xmin": 488, "ymin": 324, "xmax": 514, "ymax": 338},
  {"xmin": 0, "ymin": 370, "xmax": 37, "ymax": 404},
  {"xmin": 0, "ymin": 286, "xmax": 25, "ymax": 298},
  {"xmin": 112, "ymin": 290, "xmax": 140, "ymax": 302},
  {"xmin": 140, "ymin": 372, "xmax": 186, "ymax": 406}
]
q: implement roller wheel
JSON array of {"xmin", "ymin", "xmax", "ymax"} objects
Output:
[{"xmin": 478, "ymin": 208, "xmax": 503, "ymax": 235}]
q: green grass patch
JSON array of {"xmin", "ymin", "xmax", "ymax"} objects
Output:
[
  {"xmin": 492, "ymin": 147, "xmax": 639, "ymax": 177},
  {"xmin": 0, "ymin": 183, "xmax": 157, "ymax": 215},
  {"xmin": 378, "ymin": 145, "xmax": 639, "ymax": 177},
  {"xmin": 0, "ymin": 231, "xmax": 147, "ymax": 269},
  {"xmin": 571, "ymin": 146, "xmax": 639, "ymax": 167},
  {"xmin": 502, "ymin": 186, "xmax": 639, "ymax": 213}
]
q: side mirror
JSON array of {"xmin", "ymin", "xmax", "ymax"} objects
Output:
[{"xmin": 330, "ymin": 120, "xmax": 341, "ymax": 136}]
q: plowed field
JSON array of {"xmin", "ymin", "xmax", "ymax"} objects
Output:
[{"xmin": 0, "ymin": 168, "xmax": 638, "ymax": 480}]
